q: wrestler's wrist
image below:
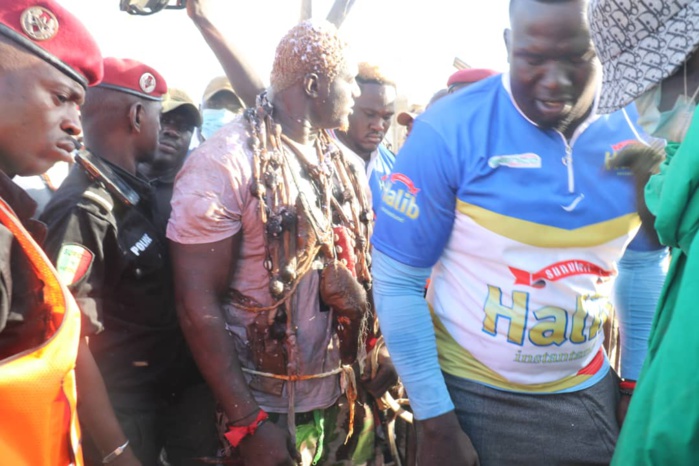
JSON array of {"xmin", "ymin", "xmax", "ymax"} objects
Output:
[
  {"xmin": 224, "ymin": 409, "xmax": 269, "ymax": 447},
  {"xmin": 227, "ymin": 405, "xmax": 263, "ymax": 427}
]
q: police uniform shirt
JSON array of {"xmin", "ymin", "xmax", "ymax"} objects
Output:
[
  {"xmin": 40, "ymin": 158, "xmax": 183, "ymax": 400},
  {"xmin": 140, "ymin": 164, "xmax": 180, "ymax": 237}
]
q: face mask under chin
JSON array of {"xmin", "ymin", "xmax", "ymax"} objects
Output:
[
  {"xmin": 200, "ymin": 108, "xmax": 237, "ymax": 140},
  {"xmin": 635, "ymin": 80, "xmax": 699, "ymax": 144}
]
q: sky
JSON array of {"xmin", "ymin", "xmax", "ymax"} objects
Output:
[{"xmin": 60, "ymin": 0, "xmax": 511, "ymax": 106}]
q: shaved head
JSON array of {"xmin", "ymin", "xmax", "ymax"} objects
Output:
[{"xmin": 270, "ymin": 20, "xmax": 352, "ymax": 92}]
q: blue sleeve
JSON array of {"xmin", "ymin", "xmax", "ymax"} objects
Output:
[
  {"xmin": 613, "ymin": 247, "xmax": 667, "ymax": 380},
  {"xmin": 372, "ymin": 248, "xmax": 455, "ymax": 420},
  {"xmin": 372, "ymin": 118, "xmax": 459, "ymax": 268}
]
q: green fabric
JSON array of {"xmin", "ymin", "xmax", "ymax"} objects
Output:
[
  {"xmin": 296, "ymin": 410, "xmax": 326, "ymax": 465},
  {"xmin": 349, "ymin": 405, "xmax": 375, "ymax": 465},
  {"xmin": 612, "ymin": 110, "xmax": 699, "ymax": 464}
]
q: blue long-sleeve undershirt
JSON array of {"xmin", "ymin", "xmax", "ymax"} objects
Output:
[
  {"xmin": 372, "ymin": 248, "xmax": 455, "ymax": 420},
  {"xmin": 613, "ymin": 247, "xmax": 668, "ymax": 380}
]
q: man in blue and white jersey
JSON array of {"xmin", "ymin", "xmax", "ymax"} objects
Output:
[
  {"xmin": 371, "ymin": 0, "xmax": 647, "ymax": 465},
  {"xmin": 332, "ymin": 62, "xmax": 396, "ymax": 214}
]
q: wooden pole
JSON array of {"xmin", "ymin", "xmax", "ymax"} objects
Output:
[
  {"xmin": 326, "ymin": 0, "xmax": 357, "ymax": 28},
  {"xmin": 300, "ymin": 0, "xmax": 312, "ymax": 21}
]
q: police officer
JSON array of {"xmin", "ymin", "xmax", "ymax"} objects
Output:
[
  {"xmin": 139, "ymin": 88, "xmax": 201, "ymax": 234},
  {"xmin": 40, "ymin": 57, "xmax": 197, "ymax": 466},
  {"xmin": 0, "ymin": 2, "xmax": 140, "ymax": 465},
  {"xmin": 139, "ymin": 89, "xmax": 222, "ymax": 465}
]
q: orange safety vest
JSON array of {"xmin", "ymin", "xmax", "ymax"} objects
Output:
[{"xmin": 0, "ymin": 198, "xmax": 83, "ymax": 465}]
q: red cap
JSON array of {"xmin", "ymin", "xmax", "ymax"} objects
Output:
[
  {"xmin": 98, "ymin": 57, "xmax": 167, "ymax": 101},
  {"xmin": 0, "ymin": 1, "xmax": 103, "ymax": 88},
  {"xmin": 447, "ymin": 68, "xmax": 498, "ymax": 88}
]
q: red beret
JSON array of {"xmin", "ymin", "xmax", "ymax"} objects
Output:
[
  {"xmin": 0, "ymin": 0, "xmax": 102, "ymax": 88},
  {"xmin": 97, "ymin": 57, "xmax": 167, "ymax": 101},
  {"xmin": 447, "ymin": 68, "xmax": 498, "ymax": 88}
]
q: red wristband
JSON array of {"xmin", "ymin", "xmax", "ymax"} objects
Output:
[
  {"xmin": 619, "ymin": 380, "xmax": 636, "ymax": 391},
  {"xmin": 224, "ymin": 409, "xmax": 269, "ymax": 448}
]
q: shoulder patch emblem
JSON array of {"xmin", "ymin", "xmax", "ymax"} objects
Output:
[{"xmin": 56, "ymin": 243, "xmax": 94, "ymax": 286}]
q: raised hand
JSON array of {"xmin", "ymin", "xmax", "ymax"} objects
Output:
[{"xmin": 186, "ymin": 0, "xmax": 210, "ymax": 21}]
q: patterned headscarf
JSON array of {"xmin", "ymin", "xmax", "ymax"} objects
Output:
[{"xmin": 589, "ymin": 0, "xmax": 699, "ymax": 113}]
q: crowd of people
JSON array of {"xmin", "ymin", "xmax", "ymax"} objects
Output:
[{"xmin": 1, "ymin": 0, "xmax": 698, "ymax": 465}]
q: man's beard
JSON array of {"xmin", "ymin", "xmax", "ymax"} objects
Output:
[{"xmin": 555, "ymin": 79, "xmax": 598, "ymax": 136}]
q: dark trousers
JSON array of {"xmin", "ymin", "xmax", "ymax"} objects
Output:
[
  {"xmin": 83, "ymin": 383, "xmax": 220, "ymax": 466},
  {"xmin": 444, "ymin": 370, "xmax": 620, "ymax": 466}
]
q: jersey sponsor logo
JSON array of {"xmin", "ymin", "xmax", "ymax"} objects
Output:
[
  {"xmin": 385, "ymin": 173, "xmax": 420, "ymax": 194},
  {"xmin": 611, "ymin": 139, "xmax": 637, "ymax": 152},
  {"xmin": 511, "ymin": 347, "xmax": 604, "ymax": 377},
  {"xmin": 56, "ymin": 243, "xmax": 94, "ymax": 286},
  {"xmin": 513, "ymin": 347, "xmax": 595, "ymax": 365},
  {"xmin": 488, "ymin": 153, "xmax": 541, "ymax": 169},
  {"xmin": 381, "ymin": 173, "xmax": 420, "ymax": 220},
  {"xmin": 482, "ymin": 286, "xmax": 610, "ymax": 348},
  {"xmin": 130, "ymin": 233, "xmax": 153, "ymax": 256},
  {"xmin": 508, "ymin": 260, "xmax": 615, "ymax": 288},
  {"xmin": 604, "ymin": 139, "xmax": 638, "ymax": 172}
]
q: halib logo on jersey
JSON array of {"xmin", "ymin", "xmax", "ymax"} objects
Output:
[
  {"xmin": 508, "ymin": 260, "xmax": 616, "ymax": 288},
  {"xmin": 482, "ymin": 287, "xmax": 611, "ymax": 348},
  {"xmin": 604, "ymin": 139, "xmax": 637, "ymax": 173},
  {"xmin": 381, "ymin": 173, "xmax": 420, "ymax": 220}
]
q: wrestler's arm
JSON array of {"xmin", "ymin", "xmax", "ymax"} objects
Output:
[
  {"xmin": 170, "ymin": 236, "xmax": 297, "ymax": 465},
  {"xmin": 169, "ymin": 235, "xmax": 257, "ymax": 420},
  {"xmin": 187, "ymin": 0, "xmax": 265, "ymax": 108}
]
